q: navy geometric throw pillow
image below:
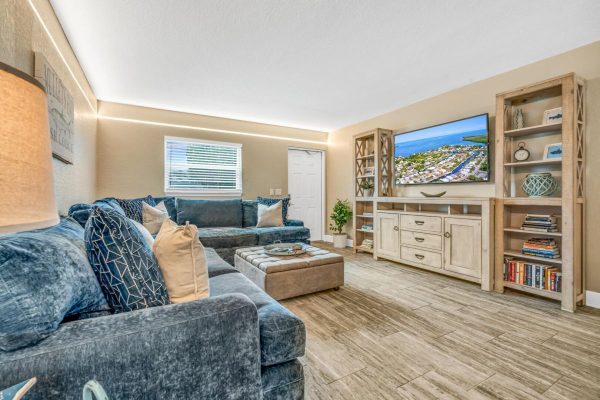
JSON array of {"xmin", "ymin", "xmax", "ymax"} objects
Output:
[
  {"xmin": 257, "ymin": 196, "xmax": 290, "ymax": 224},
  {"xmin": 85, "ymin": 206, "xmax": 169, "ymax": 313},
  {"xmin": 116, "ymin": 195, "xmax": 156, "ymax": 223}
]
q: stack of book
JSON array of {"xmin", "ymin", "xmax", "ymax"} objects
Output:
[
  {"xmin": 520, "ymin": 214, "xmax": 558, "ymax": 233},
  {"xmin": 504, "ymin": 257, "xmax": 561, "ymax": 292},
  {"xmin": 522, "ymin": 238, "xmax": 560, "ymax": 259},
  {"xmin": 359, "ymin": 239, "xmax": 373, "ymax": 250}
]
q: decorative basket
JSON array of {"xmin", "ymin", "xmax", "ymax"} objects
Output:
[{"xmin": 522, "ymin": 173, "xmax": 558, "ymax": 197}]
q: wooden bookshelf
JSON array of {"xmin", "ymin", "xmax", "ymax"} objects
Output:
[
  {"xmin": 494, "ymin": 73, "xmax": 586, "ymax": 312},
  {"xmin": 353, "ymin": 128, "xmax": 393, "ymax": 253}
]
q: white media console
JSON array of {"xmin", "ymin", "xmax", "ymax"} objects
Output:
[{"xmin": 370, "ymin": 197, "xmax": 495, "ymax": 291}]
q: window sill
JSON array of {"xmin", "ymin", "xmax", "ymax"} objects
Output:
[{"xmin": 164, "ymin": 191, "xmax": 243, "ymax": 197}]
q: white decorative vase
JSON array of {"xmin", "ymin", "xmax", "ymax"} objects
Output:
[{"xmin": 332, "ymin": 233, "xmax": 347, "ymax": 248}]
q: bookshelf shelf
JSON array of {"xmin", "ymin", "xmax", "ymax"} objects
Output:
[
  {"xmin": 495, "ymin": 73, "xmax": 585, "ymax": 312},
  {"xmin": 356, "ymin": 229, "xmax": 374, "ymax": 233},
  {"xmin": 503, "ymin": 250, "xmax": 562, "ymax": 265},
  {"xmin": 503, "ymin": 281, "xmax": 562, "ymax": 300},
  {"xmin": 356, "ymin": 154, "xmax": 375, "ymax": 160},
  {"xmin": 503, "ymin": 197, "xmax": 562, "ymax": 206},
  {"xmin": 503, "ymin": 227, "xmax": 562, "ymax": 237},
  {"xmin": 504, "ymin": 122, "xmax": 562, "ymax": 137},
  {"xmin": 503, "ymin": 159, "xmax": 561, "ymax": 167},
  {"xmin": 356, "ymin": 214, "xmax": 374, "ymax": 219}
]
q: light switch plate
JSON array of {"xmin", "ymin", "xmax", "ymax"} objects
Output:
[
  {"xmin": 275, "ymin": 188, "xmax": 282, "ymax": 195},
  {"xmin": 269, "ymin": 188, "xmax": 275, "ymax": 195}
]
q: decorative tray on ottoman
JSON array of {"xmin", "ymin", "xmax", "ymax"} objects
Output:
[{"xmin": 264, "ymin": 243, "xmax": 307, "ymax": 256}]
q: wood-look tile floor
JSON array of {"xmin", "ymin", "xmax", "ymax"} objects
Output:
[{"xmin": 281, "ymin": 243, "xmax": 600, "ymax": 400}]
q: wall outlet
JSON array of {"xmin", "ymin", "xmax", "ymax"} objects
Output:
[
  {"xmin": 269, "ymin": 188, "xmax": 275, "ymax": 195},
  {"xmin": 275, "ymin": 188, "xmax": 282, "ymax": 195}
]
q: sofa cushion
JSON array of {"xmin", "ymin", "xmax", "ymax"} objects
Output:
[
  {"xmin": 152, "ymin": 196, "xmax": 177, "ymax": 222},
  {"xmin": 85, "ymin": 207, "xmax": 169, "ymax": 313},
  {"xmin": 242, "ymin": 200, "xmax": 258, "ymax": 227},
  {"xmin": 250, "ymin": 226, "xmax": 311, "ymax": 245},
  {"xmin": 198, "ymin": 227, "xmax": 257, "ymax": 249},
  {"xmin": 177, "ymin": 199, "xmax": 242, "ymax": 228},
  {"xmin": 68, "ymin": 199, "xmax": 125, "ymax": 228},
  {"xmin": 205, "ymin": 248, "xmax": 238, "ymax": 278},
  {"xmin": 116, "ymin": 195, "xmax": 156, "ymax": 223},
  {"xmin": 209, "ymin": 272, "xmax": 305, "ymax": 366},
  {"xmin": 0, "ymin": 218, "xmax": 110, "ymax": 351},
  {"xmin": 257, "ymin": 197, "xmax": 290, "ymax": 224}
]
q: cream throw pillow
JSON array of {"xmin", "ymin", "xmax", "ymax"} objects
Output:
[
  {"xmin": 256, "ymin": 201, "xmax": 284, "ymax": 228},
  {"xmin": 143, "ymin": 201, "xmax": 169, "ymax": 234},
  {"xmin": 153, "ymin": 219, "xmax": 209, "ymax": 304}
]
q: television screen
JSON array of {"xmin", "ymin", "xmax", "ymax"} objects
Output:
[{"xmin": 394, "ymin": 114, "xmax": 489, "ymax": 185}]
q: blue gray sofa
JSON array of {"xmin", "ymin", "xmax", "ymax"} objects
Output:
[
  {"xmin": 0, "ymin": 210, "xmax": 306, "ymax": 398},
  {"xmin": 69, "ymin": 197, "xmax": 311, "ymax": 264}
]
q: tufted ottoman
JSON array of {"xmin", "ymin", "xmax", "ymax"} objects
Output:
[{"xmin": 234, "ymin": 245, "xmax": 344, "ymax": 300}]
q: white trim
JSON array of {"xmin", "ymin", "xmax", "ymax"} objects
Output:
[
  {"xmin": 98, "ymin": 115, "xmax": 328, "ymax": 145},
  {"xmin": 164, "ymin": 191, "xmax": 242, "ymax": 197},
  {"xmin": 586, "ymin": 291, "xmax": 600, "ymax": 309},
  {"xmin": 322, "ymin": 234, "xmax": 354, "ymax": 248}
]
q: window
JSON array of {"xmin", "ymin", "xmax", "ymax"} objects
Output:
[{"xmin": 164, "ymin": 137, "xmax": 242, "ymax": 195}]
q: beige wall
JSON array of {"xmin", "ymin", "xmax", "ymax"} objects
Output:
[
  {"xmin": 96, "ymin": 101, "xmax": 327, "ymax": 200},
  {"xmin": 0, "ymin": 0, "xmax": 98, "ymax": 214},
  {"xmin": 327, "ymin": 41, "xmax": 600, "ymax": 292}
]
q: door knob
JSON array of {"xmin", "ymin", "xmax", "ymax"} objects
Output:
[
  {"xmin": 444, "ymin": 232, "xmax": 451, "ymax": 238},
  {"xmin": 393, "ymin": 226, "xmax": 399, "ymax": 231}
]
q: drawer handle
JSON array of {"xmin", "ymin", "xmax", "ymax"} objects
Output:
[
  {"xmin": 415, "ymin": 221, "xmax": 425, "ymax": 225},
  {"xmin": 415, "ymin": 254, "xmax": 425, "ymax": 260},
  {"xmin": 444, "ymin": 232, "xmax": 451, "ymax": 238},
  {"xmin": 393, "ymin": 226, "xmax": 399, "ymax": 231},
  {"xmin": 415, "ymin": 237, "xmax": 425, "ymax": 242}
]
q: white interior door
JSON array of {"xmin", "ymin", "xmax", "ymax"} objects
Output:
[{"xmin": 288, "ymin": 149, "xmax": 323, "ymax": 241}]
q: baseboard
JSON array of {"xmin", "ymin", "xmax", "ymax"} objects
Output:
[
  {"xmin": 321, "ymin": 235, "xmax": 353, "ymax": 248},
  {"xmin": 586, "ymin": 291, "xmax": 600, "ymax": 309}
]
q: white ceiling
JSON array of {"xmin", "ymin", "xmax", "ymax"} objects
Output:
[{"xmin": 51, "ymin": 0, "xmax": 600, "ymax": 132}]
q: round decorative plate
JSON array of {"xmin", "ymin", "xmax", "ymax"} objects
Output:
[{"xmin": 264, "ymin": 243, "xmax": 307, "ymax": 256}]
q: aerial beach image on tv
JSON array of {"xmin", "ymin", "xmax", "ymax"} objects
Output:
[{"xmin": 394, "ymin": 114, "xmax": 489, "ymax": 185}]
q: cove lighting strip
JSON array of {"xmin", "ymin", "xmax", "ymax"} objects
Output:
[
  {"xmin": 97, "ymin": 115, "xmax": 328, "ymax": 145},
  {"xmin": 28, "ymin": 0, "xmax": 96, "ymax": 112}
]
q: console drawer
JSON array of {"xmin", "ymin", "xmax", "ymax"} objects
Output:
[
  {"xmin": 400, "ymin": 215, "xmax": 442, "ymax": 233},
  {"xmin": 400, "ymin": 230, "xmax": 442, "ymax": 251},
  {"xmin": 401, "ymin": 246, "xmax": 442, "ymax": 269}
]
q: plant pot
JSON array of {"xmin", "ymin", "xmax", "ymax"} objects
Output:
[
  {"xmin": 364, "ymin": 188, "xmax": 373, "ymax": 197},
  {"xmin": 332, "ymin": 233, "xmax": 347, "ymax": 248}
]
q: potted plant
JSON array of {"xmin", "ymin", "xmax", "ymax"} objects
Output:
[
  {"xmin": 329, "ymin": 199, "xmax": 353, "ymax": 248},
  {"xmin": 359, "ymin": 180, "xmax": 375, "ymax": 197}
]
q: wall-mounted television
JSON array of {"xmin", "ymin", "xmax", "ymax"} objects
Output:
[{"xmin": 394, "ymin": 113, "xmax": 490, "ymax": 185}]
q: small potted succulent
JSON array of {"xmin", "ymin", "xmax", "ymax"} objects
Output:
[
  {"xmin": 359, "ymin": 180, "xmax": 374, "ymax": 197},
  {"xmin": 329, "ymin": 199, "xmax": 353, "ymax": 248}
]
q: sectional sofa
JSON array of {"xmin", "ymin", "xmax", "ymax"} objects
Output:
[
  {"xmin": 0, "ymin": 197, "xmax": 309, "ymax": 399},
  {"xmin": 69, "ymin": 197, "xmax": 311, "ymax": 264}
]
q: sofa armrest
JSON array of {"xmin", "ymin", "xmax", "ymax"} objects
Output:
[
  {"xmin": 284, "ymin": 219, "xmax": 304, "ymax": 227},
  {"xmin": 0, "ymin": 294, "xmax": 262, "ymax": 400}
]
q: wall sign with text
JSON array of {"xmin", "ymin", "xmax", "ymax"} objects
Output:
[{"xmin": 34, "ymin": 52, "xmax": 74, "ymax": 164}]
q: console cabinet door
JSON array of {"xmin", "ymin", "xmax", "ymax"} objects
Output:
[
  {"xmin": 375, "ymin": 212, "xmax": 400, "ymax": 259},
  {"xmin": 443, "ymin": 218, "xmax": 482, "ymax": 278}
]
